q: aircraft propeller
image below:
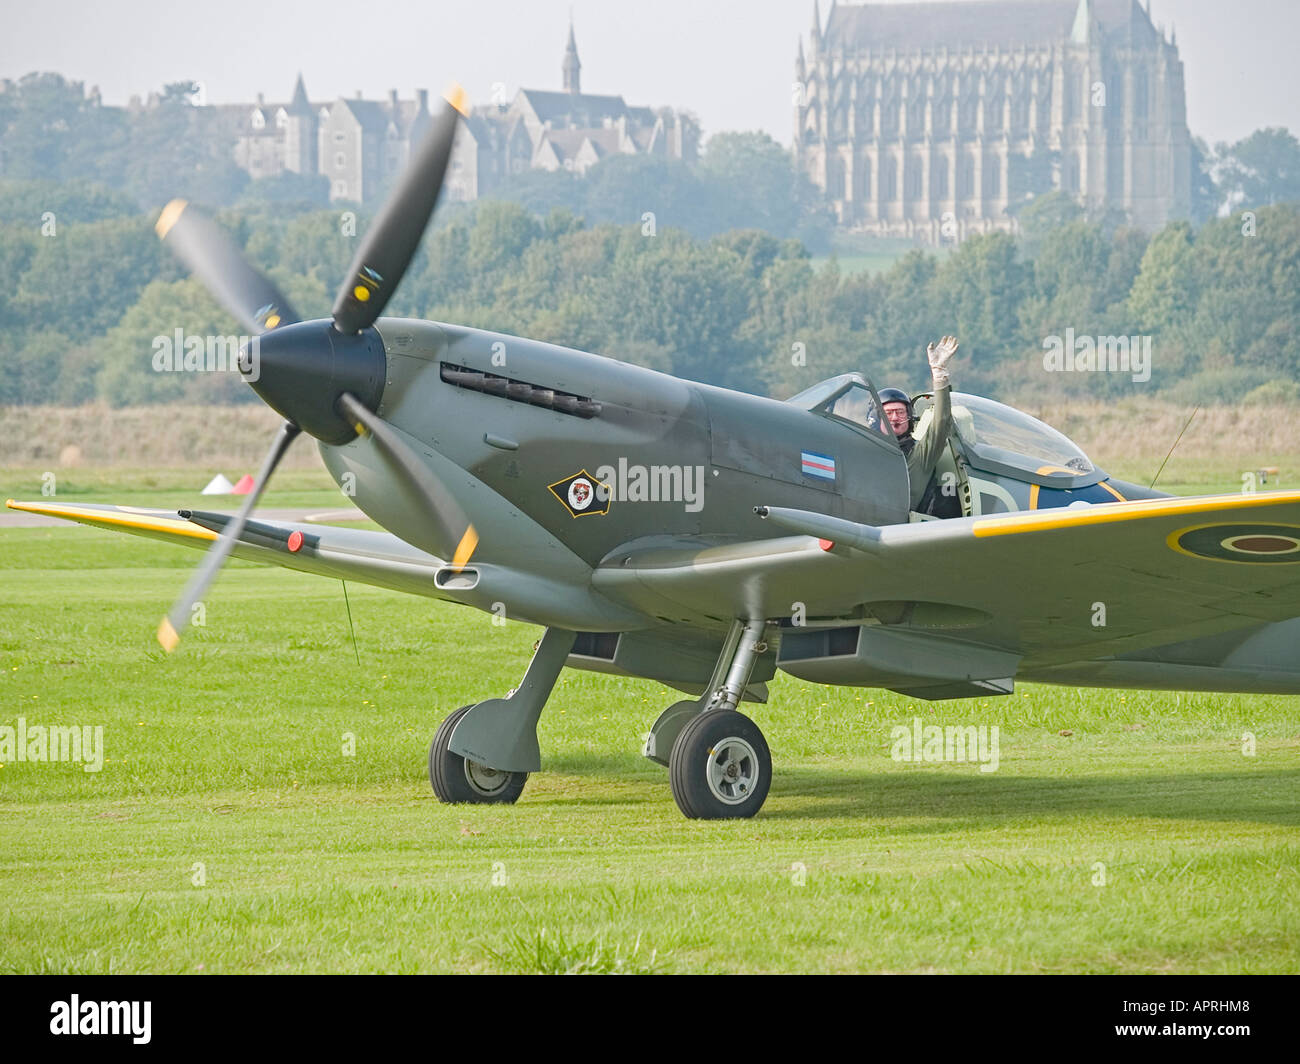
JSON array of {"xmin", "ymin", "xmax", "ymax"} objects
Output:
[
  {"xmin": 157, "ymin": 421, "xmax": 300, "ymax": 651},
  {"xmin": 332, "ymin": 88, "xmax": 466, "ymax": 333},
  {"xmin": 155, "ymin": 200, "xmax": 300, "ymax": 334},
  {"xmin": 336, "ymin": 393, "xmax": 478, "ymax": 571},
  {"xmin": 153, "ymin": 87, "xmax": 472, "ymax": 651}
]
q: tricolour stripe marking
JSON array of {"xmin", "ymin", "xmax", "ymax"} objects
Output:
[{"xmin": 801, "ymin": 451, "xmax": 836, "ymax": 480}]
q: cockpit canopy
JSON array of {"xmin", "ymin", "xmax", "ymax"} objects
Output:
[
  {"xmin": 941, "ymin": 392, "xmax": 1099, "ymax": 485},
  {"xmin": 787, "ymin": 373, "xmax": 893, "ymax": 439},
  {"xmin": 792, "ymin": 376, "xmax": 1102, "ymax": 487}
]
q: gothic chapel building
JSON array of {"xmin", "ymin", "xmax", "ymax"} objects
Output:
[{"xmin": 795, "ymin": 0, "xmax": 1192, "ymax": 242}]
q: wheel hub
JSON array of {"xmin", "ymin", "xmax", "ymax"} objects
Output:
[
  {"xmin": 464, "ymin": 758, "xmax": 510, "ymax": 796},
  {"xmin": 706, "ymin": 738, "xmax": 760, "ymax": 805}
]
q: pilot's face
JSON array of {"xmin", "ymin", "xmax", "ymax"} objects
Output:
[{"xmin": 884, "ymin": 402, "xmax": 911, "ymax": 438}]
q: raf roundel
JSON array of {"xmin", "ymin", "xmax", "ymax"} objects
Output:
[{"xmin": 1168, "ymin": 523, "xmax": 1300, "ymax": 564}]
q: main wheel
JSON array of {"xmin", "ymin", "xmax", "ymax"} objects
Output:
[
  {"xmin": 668, "ymin": 709, "xmax": 771, "ymax": 819},
  {"xmin": 429, "ymin": 704, "xmax": 528, "ymax": 804}
]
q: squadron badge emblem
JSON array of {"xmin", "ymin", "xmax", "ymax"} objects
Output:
[{"xmin": 548, "ymin": 469, "xmax": 611, "ymax": 518}]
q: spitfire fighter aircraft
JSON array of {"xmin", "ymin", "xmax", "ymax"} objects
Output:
[{"xmin": 12, "ymin": 89, "xmax": 1300, "ymax": 819}]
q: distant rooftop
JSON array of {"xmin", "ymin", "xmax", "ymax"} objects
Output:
[{"xmin": 822, "ymin": 0, "xmax": 1157, "ymax": 51}]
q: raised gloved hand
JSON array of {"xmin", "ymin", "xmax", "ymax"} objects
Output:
[{"xmin": 927, "ymin": 334, "xmax": 958, "ymax": 389}]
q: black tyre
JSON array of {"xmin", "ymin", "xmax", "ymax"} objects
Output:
[
  {"xmin": 429, "ymin": 704, "xmax": 528, "ymax": 804},
  {"xmin": 668, "ymin": 709, "xmax": 771, "ymax": 819}
]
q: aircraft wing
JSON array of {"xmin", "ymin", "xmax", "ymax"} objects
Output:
[
  {"xmin": 592, "ymin": 491, "xmax": 1300, "ymax": 670},
  {"xmin": 6, "ymin": 499, "xmax": 646, "ymax": 630},
  {"xmin": 6, "ymin": 499, "xmax": 453, "ymax": 597}
]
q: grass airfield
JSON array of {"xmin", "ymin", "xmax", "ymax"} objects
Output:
[{"xmin": 1, "ymin": 473, "xmax": 1298, "ymax": 974}]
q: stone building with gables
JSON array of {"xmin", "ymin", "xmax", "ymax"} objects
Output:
[
  {"xmin": 794, "ymin": 0, "xmax": 1192, "ymax": 242},
  {"xmin": 226, "ymin": 75, "xmax": 317, "ymax": 180},
  {"xmin": 220, "ymin": 22, "xmax": 695, "ymax": 205},
  {"xmin": 445, "ymin": 22, "xmax": 698, "ymax": 202},
  {"xmin": 318, "ymin": 89, "xmax": 431, "ymax": 203}
]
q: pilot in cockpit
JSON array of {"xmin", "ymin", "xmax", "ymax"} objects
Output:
[{"xmin": 880, "ymin": 335, "xmax": 958, "ymax": 512}]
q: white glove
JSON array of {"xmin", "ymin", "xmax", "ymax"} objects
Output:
[{"xmin": 927, "ymin": 335, "xmax": 958, "ymax": 389}]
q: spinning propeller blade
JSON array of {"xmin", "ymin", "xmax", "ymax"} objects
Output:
[
  {"xmin": 331, "ymin": 87, "xmax": 468, "ymax": 334},
  {"xmin": 155, "ymin": 200, "xmax": 299, "ymax": 335},
  {"xmin": 336, "ymin": 392, "xmax": 478, "ymax": 570},
  {"xmin": 157, "ymin": 422, "xmax": 301, "ymax": 651}
]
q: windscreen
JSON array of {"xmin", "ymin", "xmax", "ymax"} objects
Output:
[
  {"xmin": 788, "ymin": 374, "xmax": 891, "ymax": 437},
  {"xmin": 949, "ymin": 393, "xmax": 1095, "ymax": 474}
]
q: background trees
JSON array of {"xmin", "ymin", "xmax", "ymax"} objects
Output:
[
  {"xmin": 2, "ymin": 193, "xmax": 1296, "ymax": 408},
  {"xmin": 1, "ymin": 75, "xmax": 1297, "ymax": 409}
]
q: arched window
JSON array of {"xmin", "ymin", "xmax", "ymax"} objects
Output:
[
  {"xmin": 828, "ymin": 157, "xmax": 846, "ymax": 200},
  {"xmin": 960, "ymin": 93, "xmax": 978, "ymax": 130},
  {"xmin": 1108, "ymin": 74, "xmax": 1123, "ymax": 112},
  {"xmin": 987, "ymin": 158, "xmax": 1000, "ymax": 196},
  {"xmin": 934, "ymin": 157, "xmax": 950, "ymax": 198},
  {"xmin": 884, "ymin": 156, "xmax": 898, "ymax": 201},
  {"xmin": 1011, "ymin": 91, "xmax": 1028, "ymax": 132},
  {"xmin": 1064, "ymin": 72, "xmax": 1078, "ymax": 121},
  {"xmin": 960, "ymin": 153, "xmax": 975, "ymax": 198},
  {"xmin": 1067, "ymin": 153, "xmax": 1081, "ymax": 192},
  {"xmin": 882, "ymin": 98, "xmax": 898, "ymax": 135},
  {"xmin": 1133, "ymin": 68, "xmax": 1148, "ymax": 119},
  {"xmin": 985, "ymin": 81, "xmax": 1003, "ymax": 133},
  {"xmin": 908, "ymin": 93, "xmax": 925, "ymax": 131},
  {"xmin": 908, "ymin": 157, "xmax": 923, "ymax": 197}
]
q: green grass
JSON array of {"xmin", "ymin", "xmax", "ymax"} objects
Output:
[
  {"xmin": 1, "ymin": 527, "xmax": 1298, "ymax": 973},
  {"xmin": 2, "ymin": 466, "xmax": 347, "ymax": 511}
]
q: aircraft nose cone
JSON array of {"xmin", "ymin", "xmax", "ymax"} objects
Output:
[{"xmin": 243, "ymin": 320, "xmax": 386, "ymax": 445}]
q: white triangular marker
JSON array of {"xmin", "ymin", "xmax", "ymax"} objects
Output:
[{"xmin": 201, "ymin": 473, "xmax": 234, "ymax": 495}]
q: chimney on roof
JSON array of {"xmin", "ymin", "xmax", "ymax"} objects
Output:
[
  {"xmin": 257, "ymin": 92, "xmax": 265, "ymax": 106},
  {"xmin": 389, "ymin": 89, "xmax": 399, "ymax": 109},
  {"xmin": 417, "ymin": 88, "xmax": 428, "ymax": 112}
]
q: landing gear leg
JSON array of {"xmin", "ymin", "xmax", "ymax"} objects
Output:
[
  {"xmin": 428, "ymin": 627, "xmax": 576, "ymax": 805},
  {"xmin": 644, "ymin": 619, "xmax": 749, "ymax": 765},
  {"xmin": 664, "ymin": 619, "xmax": 775, "ymax": 819}
]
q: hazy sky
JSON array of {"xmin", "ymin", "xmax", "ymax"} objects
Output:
[{"xmin": 2, "ymin": 0, "xmax": 1295, "ymax": 148}]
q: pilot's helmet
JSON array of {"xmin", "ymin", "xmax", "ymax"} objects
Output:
[{"xmin": 877, "ymin": 387, "xmax": 914, "ymax": 430}]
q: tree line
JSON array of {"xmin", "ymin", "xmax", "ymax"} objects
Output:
[
  {"xmin": 1, "ymin": 183, "xmax": 1296, "ymax": 408},
  {"xmin": 1, "ymin": 72, "xmax": 1298, "ymax": 408}
]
